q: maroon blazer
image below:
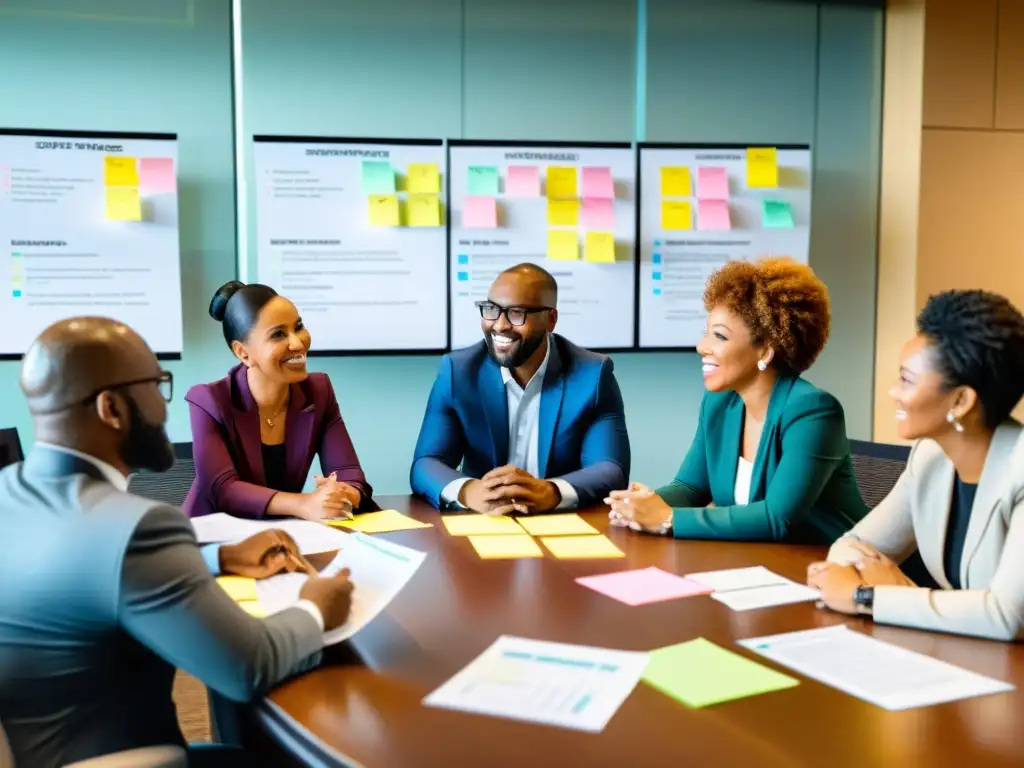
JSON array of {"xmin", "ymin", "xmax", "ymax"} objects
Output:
[{"xmin": 182, "ymin": 364, "xmax": 371, "ymax": 518}]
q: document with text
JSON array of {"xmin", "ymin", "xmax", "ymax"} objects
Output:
[{"xmin": 191, "ymin": 512, "xmax": 351, "ymax": 554}]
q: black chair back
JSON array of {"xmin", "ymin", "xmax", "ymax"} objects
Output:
[
  {"xmin": 849, "ymin": 438, "xmax": 910, "ymax": 510},
  {"xmin": 127, "ymin": 442, "xmax": 195, "ymax": 508},
  {"xmin": 0, "ymin": 428, "xmax": 24, "ymax": 470}
]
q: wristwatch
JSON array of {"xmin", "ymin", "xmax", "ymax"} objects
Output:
[{"xmin": 853, "ymin": 586, "xmax": 874, "ymax": 615}]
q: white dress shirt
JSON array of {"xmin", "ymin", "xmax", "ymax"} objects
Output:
[
  {"xmin": 36, "ymin": 443, "xmax": 324, "ymax": 632},
  {"xmin": 734, "ymin": 456, "xmax": 754, "ymax": 505},
  {"xmin": 440, "ymin": 337, "xmax": 578, "ymax": 509}
]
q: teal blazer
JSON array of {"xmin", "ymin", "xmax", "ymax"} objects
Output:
[{"xmin": 658, "ymin": 375, "xmax": 868, "ymax": 544}]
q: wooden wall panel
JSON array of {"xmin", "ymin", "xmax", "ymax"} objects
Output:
[
  {"xmin": 995, "ymin": 0, "xmax": 1024, "ymax": 129},
  {"xmin": 922, "ymin": 0, "xmax": 997, "ymax": 128}
]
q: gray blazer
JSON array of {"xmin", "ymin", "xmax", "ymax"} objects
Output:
[
  {"xmin": 0, "ymin": 448, "xmax": 323, "ymax": 768},
  {"xmin": 829, "ymin": 422, "xmax": 1024, "ymax": 641}
]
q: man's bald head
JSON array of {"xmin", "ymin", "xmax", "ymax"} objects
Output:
[
  {"xmin": 498, "ymin": 263, "xmax": 558, "ymax": 308},
  {"xmin": 21, "ymin": 317, "xmax": 160, "ymax": 415}
]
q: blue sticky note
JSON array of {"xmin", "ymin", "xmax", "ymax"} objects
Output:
[
  {"xmin": 653, "ymin": 253, "xmax": 662, "ymax": 264},
  {"xmin": 12, "ymin": 290, "xmax": 21, "ymax": 297},
  {"xmin": 458, "ymin": 254, "xmax": 469, "ymax": 265},
  {"xmin": 361, "ymin": 161, "xmax": 395, "ymax": 194},
  {"xmin": 652, "ymin": 272, "xmax": 662, "ymax": 281},
  {"xmin": 654, "ymin": 240, "xmax": 662, "ymax": 246},
  {"xmin": 467, "ymin": 166, "xmax": 500, "ymax": 196},
  {"xmin": 653, "ymin": 288, "xmax": 662, "ymax": 296},
  {"xmin": 762, "ymin": 200, "xmax": 795, "ymax": 228},
  {"xmin": 457, "ymin": 272, "xmax": 469, "ymax": 281}
]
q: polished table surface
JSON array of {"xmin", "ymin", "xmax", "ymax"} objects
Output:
[{"xmin": 248, "ymin": 496, "xmax": 1024, "ymax": 767}]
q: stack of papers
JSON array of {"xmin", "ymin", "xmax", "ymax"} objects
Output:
[
  {"xmin": 739, "ymin": 626, "xmax": 1015, "ymax": 710},
  {"xmin": 255, "ymin": 533, "xmax": 426, "ymax": 645},
  {"xmin": 191, "ymin": 512, "xmax": 351, "ymax": 554},
  {"xmin": 329, "ymin": 509, "xmax": 432, "ymax": 534},
  {"xmin": 423, "ymin": 635, "xmax": 649, "ymax": 732},
  {"xmin": 686, "ymin": 566, "xmax": 818, "ymax": 611},
  {"xmin": 576, "ymin": 567, "xmax": 713, "ymax": 606}
]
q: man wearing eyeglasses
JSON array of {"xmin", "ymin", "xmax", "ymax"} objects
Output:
[
  {"xmin": 411, "ymin": 263, "xmax": 630, "ymax": 514},
  {"xmin": 0, "ymin": 317, "xmax": 354, "ymax": 768}
]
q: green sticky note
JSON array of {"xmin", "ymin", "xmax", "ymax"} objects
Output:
[
  {"xmin": 467, "ymin": 165, "xmax": 500, "ymax": 196},
  {"xmin": 361, "ymin": 161, "xmax": 395, "ymax": 194},
  {"xmin": 642, "ymin": 638, "xmax": 798, "ymax": 708},
  {"xmin": 762, "ymin": 200, "xmax": 795, "ymax": 228}
]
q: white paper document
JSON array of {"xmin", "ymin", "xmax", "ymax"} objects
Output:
[
  {"xmin": 191, "ymin": 512, "xmax": 350, "ymax": 554},
  {"xmin": 256, "ymin": 533, "xmax": 426, "ymax": 644},
  {"xmin": 739, "ymin": 625, "xmax": 1015, "ymax": 710},
  {"xmin": 423, "ymin": 636, "xmax": 649, "ymax": 732},
  {"xmin": 685, "ymin": 566, "xmax": 818, "ymax": 612},
  {"xmin": 686, "ymin": 566, "xmax": 794, "ymax": 592}
]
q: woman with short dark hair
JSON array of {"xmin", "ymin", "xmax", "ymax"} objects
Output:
[
  {"xmin": 608, "ymin": 257, "xmax": 867, "ymax": 544},
  {"xmin": 183, "ymin": 281, "xmax": 371, "ymax": 519},
  {"xmin": 811, "ymin": 289, "xmax": 1024, "ymax": 641}
]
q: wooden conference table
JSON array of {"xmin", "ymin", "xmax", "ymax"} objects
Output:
[{"xmin": 242, "ymin": 496, "xmax": 1024, "ymax": 767}]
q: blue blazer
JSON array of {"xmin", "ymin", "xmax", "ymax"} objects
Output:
[{"xmin": 410, "ymin": 334, "xmax": 630, "ymax": 508}]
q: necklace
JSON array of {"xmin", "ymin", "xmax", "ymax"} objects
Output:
[{"xmin": 261, "ymin": 401, "xmax": 288, "ymax": 429}]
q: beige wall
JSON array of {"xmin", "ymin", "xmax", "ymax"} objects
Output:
[{"xmin": 875, "ymin": 0, "xmax": 1024, "ymax": 442}]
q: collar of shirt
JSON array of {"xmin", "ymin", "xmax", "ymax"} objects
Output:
[
  {"xmin": 499, "ymin": 334, "xmax": 554, "ymax": 393},
  {"xmin": 34, "ymin": 442, "xmax": 129, "ymax": 492}
]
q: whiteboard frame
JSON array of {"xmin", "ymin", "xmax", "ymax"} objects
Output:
[
  {"xmin": 0, "ymin": 127, "xmax": 182, "ymax": 361},
  {"xmin": 635, "ymin": 142, "xmax": 813, "ymax": 353}
]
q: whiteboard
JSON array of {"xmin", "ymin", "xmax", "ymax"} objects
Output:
[
  {"xmin": 448, "ymin": 141, "xmax": 636, "ymax": 351},
  {"xmin": 0, "ymin": 129, "xmax": 183, "ymax": 357},
  {"xmin": 637, "ymin": 144, "xmax": 813, "ymax": 349},
  {"xmin": 252, "ymin": 136, "xmax": 448, "ymax": 353}
]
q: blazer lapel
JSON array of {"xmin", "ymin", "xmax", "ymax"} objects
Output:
[
  {"xmin": 959, "ymin": 424, "xmax": 1017, "ymax": 587},
  {"xmin": 284, "ymin": 381, "xmax": 316, "ymax": 489},
  {"xmin": 234, "ymin": 366, "xmax": 266, "ymax": 485},
  {"xmin": 480, "ymin": 358, "xmax": 509, "ymax": 466},
  {"xmin": 538, "ymin": 344, "xmax": 565, "ymax": 478},
  {"xmin": 747, "ymin": 376, "xmax": 795, "ymax": 502}
]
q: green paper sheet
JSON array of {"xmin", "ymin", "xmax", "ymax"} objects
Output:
[
  {"xmin": 467, "ymin": 165, "xmax": 500, "ymax": 196},
  {"xmin": 361, "ymin": 160, "xmax": 395, "ymax": 194},
  {"xmin": 642, "ymin": 638, "xmax": 798, "ymax": 708},
  {"xmin": 762, "ymin": 200, "xmax": 794, "ymax": 228}
]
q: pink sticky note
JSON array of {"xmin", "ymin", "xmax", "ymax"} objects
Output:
[
  {"xmin": 463, "ymin": 196, "xmax": 498, "ymax": 228},
  {"xmin": 506, "ymin": 165, "xmax": 540, "ymax": 197},
  {"xmin": 577, "ymin": 567, "xmax": 713, "ymax": 606},
  {"xmin": 696, "ymin": 166, "xmax": 729, "ymax": 200},
  {"xmin": 698, "ymin": 199, "xmax": 731, "ymax": 231},
  {"xmin": 581, "ymin": 166, "xmax": 614, "ymax": 199},
  {"xmin": 581, "ymin": 197, "xmax": 615, "ymax": 229},
  {"xmin": 138, "ymin": 158, "xmax": 176, "ymax": 193}
]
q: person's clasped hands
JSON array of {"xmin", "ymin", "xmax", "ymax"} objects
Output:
[
  {"xmin": 605, "ymin": 482, "xmax": 673, "ymax": 533},
  {"xmin": 300, "ymin": 471, "xmax": 360, "ymax": 521},
  {"xmin": 458, "ymin": 464, "xmax": 562, "ymax": 516}
]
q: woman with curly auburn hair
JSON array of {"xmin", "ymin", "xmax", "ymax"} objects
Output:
[
  {"xmin": 811, "ymin": 290, "xmax": 1024, "ymax": 641},
  {"xmin": 607, "ymin": 256, "xmax": 867, "ymax": 544}
]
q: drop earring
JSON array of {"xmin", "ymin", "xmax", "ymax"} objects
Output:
[
  {"xmin": 757, "ymin": 360, "xmax": 767, "ymax": 371},
  {"xmin": 946, "ymin": 410, "xmax": 965, "ymax": 433}
]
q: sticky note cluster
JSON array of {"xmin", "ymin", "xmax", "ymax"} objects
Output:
[
  {"xmin": 329, "ymin": 509, "xmax": 433, "ymax": 534},
  {"xmin": 104, "ymin": 155, "xmax": 159, "ymax": 222},
  {"xmin": 443, "ymin": 513, "xmax": 625, "ymax": 561},
  {"xmin": 363, "ymin": 160, "xmax": 443, "ymax": 228},
  {"xmin": 543, "ymin": 165, "xmax": 616, "ymax": 264}
]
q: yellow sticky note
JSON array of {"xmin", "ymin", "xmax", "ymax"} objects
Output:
[
  {"xmin": 216, "ymin": 576, "xmax": 258, "ymax": 602},
  {"xmin": 516, "ymin": 514, "xmax": 599, "ymax": 537},
  {"xmin": 469, "ymin": 534, "xmax": 544, "ymax": 559},
  {"xmin": 541, "ymin": 534, "xmax": 625, "ymax": 559},
  {"xmin": 11, "ymin": 275, "xmax": 21, "ymax": 287},
  {"xmin": 442, "ymin": 514, "xmax": 523, "ymax": 536},
  {"xmin": 331, "ymin": 509, "xmax": 433, "ymax": 534},
  {"xmin": 104, "ymin": 156, "xmax": 139, "ymax": 186},
  {"xmin": 407, "ymin": 163, "xmax": 440, "ymax": 194},
  {"xmin": 546, "ymin": 166, "xmax": 578, "ymax": 198},
  {"xmin": 547, "ymin": 230, "xmax": 579, "ymax": 261},
  {"xmin": 238, "ymin": 601, "xmax": 268, "ymax": 618},
  {"xmin": 747, "ymin": 147, "xmax": 778, "ymax": 188},
  {"xmin": 105, "ymin": 187, "xmax": 142, "ymax": 221},
  {"xmin": 368, "ymin": 194, "xmax": 400, "ymax": 226},
  {"xmin": 585, "ymin": 231, "xmax": 616, "ymax": 263},
  {"xmin": 547, "ymin": 198, "xmax": 580, "ymax": 226},
  {"xmin": 661, "ymin": 167, "xmax": 692, "ymax": 197},
  {"xmin": 661, "ymin": 200, "xmax": 692, "ymax": 231},
  {"xmin": 408, "ymin": 194, "xmax": 441, "ymax": 227}
]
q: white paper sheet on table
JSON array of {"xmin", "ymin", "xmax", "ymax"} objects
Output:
[
  {"xmin": 423, "ymin": 635, "xmax": 649, "ymax": 732},
  {"xmin": 685, "ymin": 566, "xmax": 794, "ymax": 592},
  {"xmin": 684, "ymin": 566, "xmax": 818, "ymax": 611},
  {"xmin": 255, "ymin": 532, "xmax": 426, "ymax": 644},
  {"xmin": 739, "ymin": 625, "xmax": 1014, "ymax": 710},
  {"xmin": 191, "ymin": 512, "xmax": 350, "ymax": 554}
]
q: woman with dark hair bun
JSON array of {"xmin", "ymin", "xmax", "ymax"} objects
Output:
[
  {"xmin": 182, "ymin": 281, "xmax": 372, "ymax": 520},
  {"xmin": 812, "ymin": 289, "xmax": 1024, "ymax": 641}
]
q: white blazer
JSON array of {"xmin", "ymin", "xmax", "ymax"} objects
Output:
[{"xmin": 829, "ymin": 422, "xmax": 1024, "ymax": 641}]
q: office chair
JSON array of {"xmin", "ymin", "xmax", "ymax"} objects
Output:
[
  {"xmin": 127, "ymin": 442, "xmax": 195, "ymax": 508},
  {"xmin": 0, "ymin": 428, "xmax": 24, "ymax": 471},
  {"xmin": 0, "ymin": 720, "xmax": 186, "ymax": 768}
]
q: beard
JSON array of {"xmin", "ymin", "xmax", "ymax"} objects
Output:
[
  {"xmin": 485, "ymin": 329, "xmax": 546, "ymax": 369},
  {"xmin": 119, "ymin": 395, "xmax": 175, "ymax": 473}
]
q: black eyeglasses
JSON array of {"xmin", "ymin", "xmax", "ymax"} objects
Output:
[
  {"xmin": 80, "ymin": 370, "xmax": 174, "ymax": 406},
  {"xmin": 476, "ymin": 301, "xmax": 552, "ymax": 327}
]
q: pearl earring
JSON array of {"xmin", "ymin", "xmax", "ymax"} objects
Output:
[
  {"xmin": 946, "ymin": 410, "xmax": 965, "ymax": 433},
  {"xmin": 757, "ymin": 360, "xmax": 767, "ymax": 371}
]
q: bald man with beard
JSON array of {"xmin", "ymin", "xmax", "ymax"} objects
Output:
[{"xmin": 0, "ymin": 318, "xmax": 355, "ymax": 768}]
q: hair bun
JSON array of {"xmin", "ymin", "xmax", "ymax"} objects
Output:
[{"xmin": 209, "ymin": 280, "xmax": 246, "ymax": 322}]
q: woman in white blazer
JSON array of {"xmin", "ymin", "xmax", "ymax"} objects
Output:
[{"xmin": 809, "ymin": 289, "xmax": 1024, "ymax": 641}]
